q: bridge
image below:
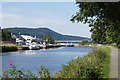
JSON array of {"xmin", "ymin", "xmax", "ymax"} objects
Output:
[
  {"xmin": 55, "ymin": 40, "xmax": 82, "ymax": 46},
  {"xmin": 56, "ymin": 40, "xmax": 82, "ymax": 43}
]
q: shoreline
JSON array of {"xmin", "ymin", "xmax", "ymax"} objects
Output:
[{"xmin": 1, "ymin": 45, "xmax": 94, "ymax": 53}]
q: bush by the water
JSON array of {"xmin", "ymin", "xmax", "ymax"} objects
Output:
[
  {"xmin": 55, "ymin": 46, "xmax": 110, "ymax": 79},
  {"xmin": 2, "ymin": 65, "xmax": 51, "ymax": 79},
  {"xmin": 1, "ymin": 46, "xmax": 110, "ymax": 79}
]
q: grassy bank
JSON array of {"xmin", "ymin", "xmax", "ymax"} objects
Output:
[
  {"xmin": 0, "ymin": 42, "xmax": 30, "ymax": 52},
  {"xmin": 55, "ymin": 46, "xmax": 111, "ymax": 79},
  {"xmin": 0, "ymin": 42, "xmax": 18, "ymax": 52}
]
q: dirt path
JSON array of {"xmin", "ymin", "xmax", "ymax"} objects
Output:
[
  {"xmin": 118, "ymin": 49, "xmax": 120, "ymax": 79},
  {"xmin": 109, "ymin": 46, "xmax": 119, "ymax": 78}
]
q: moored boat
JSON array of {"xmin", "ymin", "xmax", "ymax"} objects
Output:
[{"xmin": 29, "ymin": 43, "xmax": 40, "ymax": 50}]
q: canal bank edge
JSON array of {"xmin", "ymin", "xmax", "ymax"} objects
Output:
[{"xmin": 55, "ymin": 46, "xmax": 111, "ymax": 79}]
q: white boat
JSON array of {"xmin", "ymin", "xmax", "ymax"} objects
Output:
[
  {"xmin": 39, "ymin": 44, "xmax": 46, "ymax": 48},
  {"xmin": 29, "ymin": 43, "xmax": 40, "ymax": 50}
]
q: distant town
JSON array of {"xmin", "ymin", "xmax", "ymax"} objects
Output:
[{"xmin": 1, "ymin": 27, "xmax": 93, "ymax": 51}]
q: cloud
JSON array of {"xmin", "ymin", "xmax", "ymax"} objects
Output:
[
  {"xmin": 1, "ymin": 0, "xmax": 75, "ymax": 2},
  {"xmin": 2, "ymin": 13, "xmax": 67, "ymax": 28},
  {"xmin": 2, "ymin": 12, "xmax": 91, "ymax": 38},
  {"xmin": 0, "ymin": 13, "xmax": 2, "ymax": 26}
]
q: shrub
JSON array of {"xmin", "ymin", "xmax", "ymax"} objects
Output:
[
  {"xmin": 55, "ymin": 46, "xmax": 110, "ymax": 79},
  {"xmin": 2, "ymin": 65, "xmax": 51, "ymax": 79}
]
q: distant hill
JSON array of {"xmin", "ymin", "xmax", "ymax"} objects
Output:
[{"xmin": 5, "ymin": 27, "xmax": 90, "ymax": 40}]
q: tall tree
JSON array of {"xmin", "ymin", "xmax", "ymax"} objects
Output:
[
  {"xmin": 71, "ymin": 2, "xmax": 120, "ymax": 45},
  {"xmin": 2, "ymin": 29, "xmax": 12, "ymax": 41},
  {"xmin": 42, "ymin": 34, "xmax": 55, "ymax": 44}
]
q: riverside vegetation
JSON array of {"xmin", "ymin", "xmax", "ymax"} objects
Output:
[
  {"xmin": 1, "ymin": 29, "xmax": 18, "ymax": 52},
  {"xmin": 0, "ymin": 42, "xmax": 18, "ymax": 52},
  {"xmin": 55, "ymin": 46, "xmax": 110, "ymax": 79},
  {"xmin": 70, "ymin": 2, "xmax": 120, "ymax": 49},
  {"xmin": 1, "ymin": 46, "xmax": 111, "ymax": 79}
]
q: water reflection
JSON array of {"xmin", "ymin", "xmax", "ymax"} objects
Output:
[{"xmin": 18, "ymin": 50, "xmax": 37, "ymax": 55}]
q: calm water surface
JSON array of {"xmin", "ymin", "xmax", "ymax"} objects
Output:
[{"xmin": 2, "ymin": 47, "xmax": 93, "ymax": 75}]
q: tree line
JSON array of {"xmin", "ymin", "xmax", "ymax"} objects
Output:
[
  {"xmin": 71, "ymin": 2, "xmax": 120, "ymax": 47},
  {"xmin": 1, "ymin": 29, "xmax": 12, "ymax": 41},
  {"xmin": 1, "ymin": 28, "xmax": 55, "ymax": 44}
]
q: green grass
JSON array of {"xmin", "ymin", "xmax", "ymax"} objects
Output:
[
  {"xmin": 98, "ymin": 46, "xmax": 111, "ymax": 53},
  {"xmin": 97, "ymin": 46, "xmax": 111, "ymax": 78},
  {"xmin": 0, "ymin": 42, "xmax": 18, "ymax": 52},
  {"xmin": 55, "ymin": 46, "xmax": 111, "ymax": 79}
]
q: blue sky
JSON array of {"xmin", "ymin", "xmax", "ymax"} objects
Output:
[{"xmin": 2, "ymin": 2, "xmax": 91, "ymax": 38}]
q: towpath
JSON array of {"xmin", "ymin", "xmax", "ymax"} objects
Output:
[{"xmin": 109, "ymin": 46, "xmax": 119, "ymax": 79}]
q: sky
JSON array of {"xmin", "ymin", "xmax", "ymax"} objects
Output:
[{"xmin": 2, "ymin": 2, "xmax": 91, "ymax": 38}]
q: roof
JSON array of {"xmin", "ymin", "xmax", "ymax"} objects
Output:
[
  {"xmin": 21, "ymin": 35, "xmax": 33, "ymax": 40},
  {"xmin": 11, "ymin": 35, "xmax": 17, "ymax": 38}
]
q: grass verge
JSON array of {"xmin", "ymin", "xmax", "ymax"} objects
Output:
[{"xmin": 55, "ymin": 46, "xmax": 111, "ymax": 79}]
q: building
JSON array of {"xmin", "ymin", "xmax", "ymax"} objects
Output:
[{"xmin": 16, "ymin": 35, "xmax": 40, "ymax": 45}]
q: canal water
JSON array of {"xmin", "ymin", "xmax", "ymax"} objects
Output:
[{"xmin": 1, "ymin": 47, "xmax": 93, "ymax": 75}]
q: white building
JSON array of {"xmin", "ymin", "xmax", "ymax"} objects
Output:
[
  {"xmin": 21, "ymin": 35, "xmax": 33, "ymax": 45},
  {"xmin": 16, "ymin": 35, "xmax": 38, "ymax": 45}
]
